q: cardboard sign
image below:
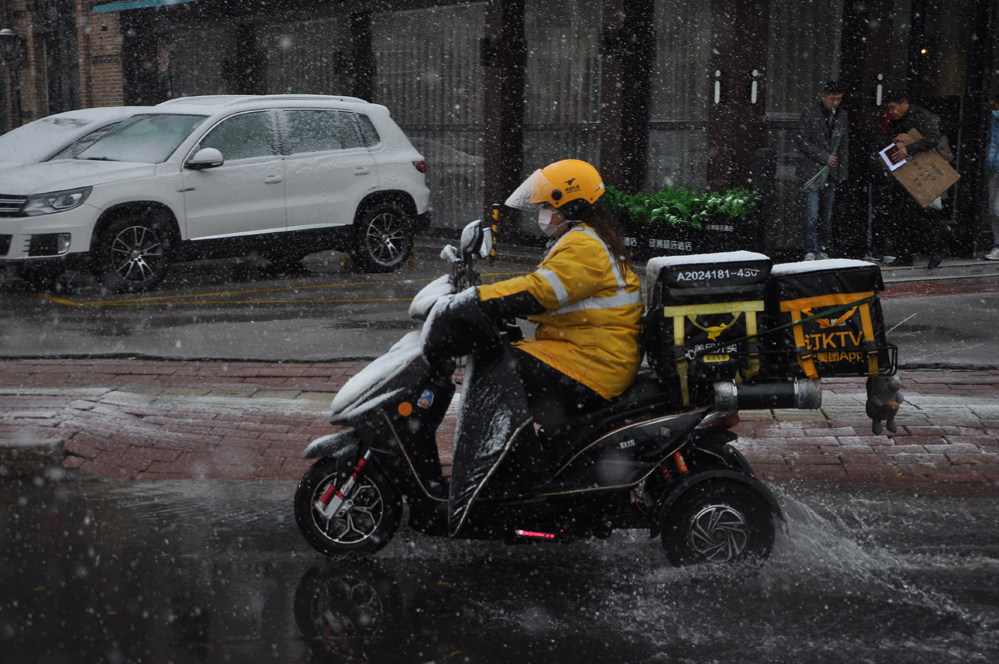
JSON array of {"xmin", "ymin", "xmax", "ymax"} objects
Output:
[{"xmin": 881, "ymin": 129, "xmax": 960, "ymax": 208}]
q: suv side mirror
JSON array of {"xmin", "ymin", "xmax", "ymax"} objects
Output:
[
  {"xmin": 186, "ymin": 148, "xmax": 224, "ymax": 170},
  {"xmin": 459, "ymin": 220, "xmax": 493, "ymax": 260}
]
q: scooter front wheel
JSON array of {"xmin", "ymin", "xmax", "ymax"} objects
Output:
[
  {"xmin": 660, "ymin": 480, "xmax": 775, "ymax": 567},
  {"xmin": 295, "ymin": 456, "xmax": 403, "ymax": 558}
]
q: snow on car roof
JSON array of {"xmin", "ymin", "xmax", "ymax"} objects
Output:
[{"xmin": 154, "ymin": 95, "xmax": 374, "ymax": 114}]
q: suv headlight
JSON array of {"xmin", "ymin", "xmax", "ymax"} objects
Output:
[{"xmin": 22, "ymin": 187, "xmax": 93, "ymax": 216}]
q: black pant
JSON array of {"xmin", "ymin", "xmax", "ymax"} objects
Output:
[
  {"xmin": 881, "ymin": 181, "xmax": 943, "ymax": 261},
  {"xmin": 869, "ymin": 176, "xmax": 893, "ymax": 257},
  {"xmin": 511, "ymin": 348, "xmax": 609, "ymax": 470},
  {"xmin": 513, "ymin": 349, "xmax": 607, "ymax": 430}
]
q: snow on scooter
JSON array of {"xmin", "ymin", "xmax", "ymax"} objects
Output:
[{"xmin": 294, "ymin": 222, "xmax": 810, "ymax": 566}]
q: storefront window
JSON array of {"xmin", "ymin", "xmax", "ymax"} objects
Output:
[
  {"xmin": 919, "ymin": 0, "xmax": 975, "ymax": 98},
  {"xmin": 524, "ymin": 0, "xmax": 602, "ymax": 170},
  {"xmin": 764, "ymin": 0, "xmax": 845, "ymax": 251},
  {"xmin": 372, "ymin": 4, "xmax": 486, "ymax": 231},
  {"xmin": 646, "ymin": 0, "xmax": 711, "ymax": 191},
  {"xmin": 167, "ymin": 28, "xmax": 228, "ymax": 98},
  {"xmin": 262, "ymin": 18, "xmax": 343, "ymax": 96},
  {"xmin": 766, "ymin": 0, "xmax": 844, "ymax": 117}
]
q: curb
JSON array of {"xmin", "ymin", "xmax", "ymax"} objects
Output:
[{"xmin": 0, "ymin": 438, "xmax": 66, "ymax": 478}]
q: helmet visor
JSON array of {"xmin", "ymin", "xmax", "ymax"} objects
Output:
[{"xmin": 504, "ymin": 169, "xmax": 556, "ymax": 210}]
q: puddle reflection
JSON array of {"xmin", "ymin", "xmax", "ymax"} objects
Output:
[{"xmin": 2, "ymin": 479, "xmax": 998, "ymax": 663}]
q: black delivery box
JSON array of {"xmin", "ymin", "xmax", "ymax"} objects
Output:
[
  {"xmin": 766, "ymin": 259, "xmax": 894, "ymax": 378},
  {"xmin": 645, "ymin": 251, "xmax": 772, "ymax": 404}
]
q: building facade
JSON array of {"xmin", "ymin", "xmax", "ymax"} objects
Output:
[{"xmin": 1, "ymin": 0, "xmax": 997, "ymax": 256}]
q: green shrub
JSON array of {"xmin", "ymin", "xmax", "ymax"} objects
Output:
[{"xmin": 603, "ymin": 185, "xmax": 760, "ymax": 229}]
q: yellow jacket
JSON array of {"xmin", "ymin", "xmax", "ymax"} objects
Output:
[{"xmin": 478, "ymin": 223, "xmax": 644, "ymax": 399}]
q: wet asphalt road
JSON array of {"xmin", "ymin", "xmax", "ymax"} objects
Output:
[
  {"xmin": 1, "ymin": 244, "xmax": 998, "ymax": 368},
  {"xmin": 2, "ymin": 477, "xmax": 998, "ymax": 664},
  {"xmin": 0, "ymin": 245, "xmax": 528, "ymax": 362}
]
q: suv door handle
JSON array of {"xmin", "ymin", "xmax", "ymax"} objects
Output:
[
  {"xmin": 354, "ymin": 167, "xmax": 371, "ymax": 176},
  {"xmin": 264, "ymin": 175, "xmax": 283, "ymax": 184}
]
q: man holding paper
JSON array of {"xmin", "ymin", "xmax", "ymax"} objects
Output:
[
  {"xmin": 882, "ymin": 90, "xmax": 945, "ymax": 268},
  {"xmin": 797, "ymin": 81, "xmax": 849, "ymax": 261}
]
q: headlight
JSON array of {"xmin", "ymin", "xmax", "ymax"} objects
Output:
[{"xmin": 22, "ymin": 187, "xmax": 93, "ymax": 216}]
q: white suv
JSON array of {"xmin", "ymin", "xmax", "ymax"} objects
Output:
[{"xmin": 0, "ymin": 95, "xmax": 430, "ymax": 291}]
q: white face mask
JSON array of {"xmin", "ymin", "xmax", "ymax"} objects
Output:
[{"xmin": 537, "ymin": 208, "xmax": 567, "ymax": 237}]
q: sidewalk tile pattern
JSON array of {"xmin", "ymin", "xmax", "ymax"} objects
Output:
[{"xmin": 2, "ymin": 360, "xmax": 998, "ymax": 492}]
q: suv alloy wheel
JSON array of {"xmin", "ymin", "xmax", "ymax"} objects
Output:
[
  {"xmin": 94, "ymin": 212, "xmax": 174, "ymax": 293},
  {"xmin": 351, "ymin": 202, "xmax": 413, "ymax": 273}
]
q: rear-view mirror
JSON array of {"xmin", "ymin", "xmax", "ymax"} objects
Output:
[
  {"xmin": 459, "ymin": 220, "xmax": 493, "ymax": 260},
  {"xmin": 186, "ymin": 147, "xmax": 224, "ymax": 170}
]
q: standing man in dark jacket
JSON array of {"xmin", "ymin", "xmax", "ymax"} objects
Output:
[
  {"xmin": 985, "ymin": 96, "xmax": 999, "ymax": 261},
  {"xmin": 883, "ymin": 91, "xmax": 946, "ymax": 268},
  {"xmin": 797, "ymin": 81, "xmax": 849, "ymax": 260}
]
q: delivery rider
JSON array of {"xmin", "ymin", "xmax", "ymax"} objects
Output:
[{"xmin": 478, "ymin": 160, "xmax": 644, "ymax": 464}]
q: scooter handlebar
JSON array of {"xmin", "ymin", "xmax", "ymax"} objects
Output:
[{"xmin": 441, "ymin": 245, "xmax": 460, "ymax": 262}]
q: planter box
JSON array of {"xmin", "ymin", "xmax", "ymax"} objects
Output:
[{"xmin": 620, "ymin": 214, "xmax": 760, "ymax": 261}]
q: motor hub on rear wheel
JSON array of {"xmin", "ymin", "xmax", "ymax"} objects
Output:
[{"xmin": 687, "ymin": 503, "xmax": 750, "ymax": 562}]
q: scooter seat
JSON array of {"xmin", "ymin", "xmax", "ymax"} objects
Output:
[
  {"xmin": 566, "ymin": 370, "xmax": 676, "ymax": 427},
  {"xmin": 538, "ymin": 370, "xmax": 678, "ymax": 455}
]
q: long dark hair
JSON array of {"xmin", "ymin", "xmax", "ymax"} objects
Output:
[{"xmin": 583, "ymin": 203, "xmax": 633, "ymax": 276}]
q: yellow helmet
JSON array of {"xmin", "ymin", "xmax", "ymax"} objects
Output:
[{"xmin": 505, "ymin": 159, "xmax": 605, "ymax": 220}]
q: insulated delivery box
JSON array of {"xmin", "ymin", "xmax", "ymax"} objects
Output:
[
  {"xmin": 766, "ymin": 259, "xmax": 895, "ymax": 378},
  {"xmin": 645, "ymin": 251, "xmax": 772, "ymax": 405}
]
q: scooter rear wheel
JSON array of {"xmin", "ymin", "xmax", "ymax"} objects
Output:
[
  {"xmin": 295, "ymin": 457, "xmax": 403, "ymax": 558},
  {"xmin": 660, "ymin": 480, "xmax": 775, "ymax": 566}
]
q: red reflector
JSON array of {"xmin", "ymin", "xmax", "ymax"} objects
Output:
[
  {"xmin": 412, "ymin": 160, "xmax": 426, "ymax": 173},
  {"xmin": 515, "ymin": 529, "xmax": 556, "ymax": 540}
]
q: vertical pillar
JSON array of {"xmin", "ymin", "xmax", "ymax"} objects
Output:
[
  {"xmin": 77, "ymin": 0, "xmax": 92, "ymax": 108},
  {"xmin": 28, "ymin": 17, "xmax": 46, "ymax": 120},
  {"xmin": 957, "ymin": 0, "xmax": 995, "ymax": 255},
  {"xmin": 0, "ymin": 55, "xmax": 6, "ymax": 133},
  {"xmin": 706, "ymin": 0, "xmax": 770, "ymax": 191},
  {"xmin": 906, "ymin": 0, "xmax": 926, "ymax": 101},
  {"xmin": 0, "ymin": 0, "xmax": 8, "ymax": 130},
  {"xmin": 599, "ymin": 0, "xmax": 654, "ymax": 192},
  {"xmin": 345, "ymin": 11, "xmax": 373, "ymax": 101},
  {"xmin": 482, "ymin": 0, "xmax": 525, "ymax": 222},
  {"xmin": 121, "ymin": 10, "xmax": 159, "ymax": 105},
  {"xmin": 227, "ymin": 24, "xmax": 264, "ymax": 95},
  {"xmin": 0, "ymin": 0, "xmax": 7, "ymax": 131},
  {"xmin": 835, "ymin": 0, "xmax": 896, "ymax": 256}
]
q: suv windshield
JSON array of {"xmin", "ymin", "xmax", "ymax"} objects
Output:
[
  {"xmin": 77, "ymin": 114, "xmax": 207, "ymax": 163},
  {"xmin": 0, "ymin": 116, "xmax": 91, "ymax": 166}
]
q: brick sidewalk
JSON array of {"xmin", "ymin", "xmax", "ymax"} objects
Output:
[{"xmin": 1, "ymin": 359, "xmax": 998, "ymax": 491}]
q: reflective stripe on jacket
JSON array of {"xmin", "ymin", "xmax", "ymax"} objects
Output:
[{"xmin": 478, "ymin": 223, "xmax": 644, "ymax": 399}]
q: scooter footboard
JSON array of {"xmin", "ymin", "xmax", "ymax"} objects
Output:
[{"xmin": 649, "ymin": 469, "xmax": 783, "ymax": 539}]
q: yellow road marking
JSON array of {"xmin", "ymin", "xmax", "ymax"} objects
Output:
[
  {"xmin": 31, "ymin": 270, "xmax": 529, "ymax": 307},
  {"xmin": 34, "ymin": 295, "xmax": 82, "ymax": 307},
  {"xmin": 83, "ymin": 277, "xmax": 431, "ymax": 306},
  {"xmin": 93, "ymin": 298, "xmax": 413, "ymax": 306}
]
